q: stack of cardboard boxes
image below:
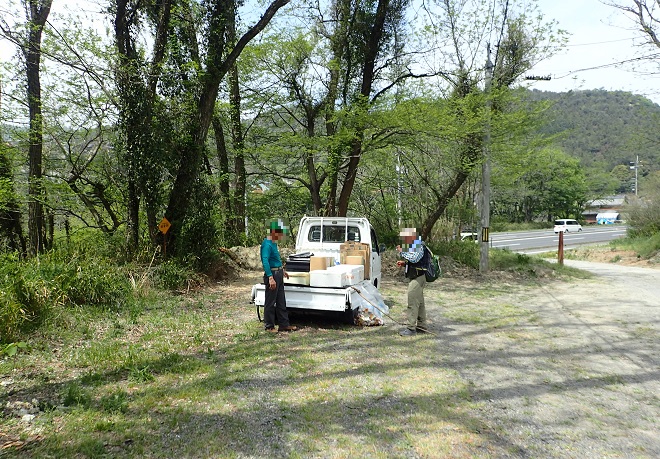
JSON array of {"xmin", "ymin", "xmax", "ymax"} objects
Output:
[
  {"xmin": 285, "ymin": 242, "xmax": 371, "ymax": 288},
  {"xmin": 339, "ymin": 241, "xmax": 370, "ymax": 279}
]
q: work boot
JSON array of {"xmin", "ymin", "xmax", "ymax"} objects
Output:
[
  {"xmin": 279, "ymin": 325, "xmax": 298, "ymax": 332},
  {"xmin": 265, "ymin": 327, "xmax": 278, "ymax": 333}
]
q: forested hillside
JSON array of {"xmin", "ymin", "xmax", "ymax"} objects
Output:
[{"xmin": 527, "ymin": 89, "xmax": 660, "ymax": 175}]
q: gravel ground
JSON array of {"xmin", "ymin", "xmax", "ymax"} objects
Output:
[{"xmin": 421, "ymin": 259, "xmax": 659, "ymax": 458}]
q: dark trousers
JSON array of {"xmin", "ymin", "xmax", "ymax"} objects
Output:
[{"xmin": 263, "ymin": 269, "xmax": 290, "ymax": 329}]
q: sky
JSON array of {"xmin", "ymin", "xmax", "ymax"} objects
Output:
[
  {"xmin": 1, "ymin": 0, "xmax": 659, "ymax": 104},
  {"xmin": 527, "ymin": 0, "xmax": 660, "ymax": 104}
]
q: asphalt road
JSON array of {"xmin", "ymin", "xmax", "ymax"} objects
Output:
[{"xmin": 489, "ymin": 225, "xmax": 628, "ymax": 254}]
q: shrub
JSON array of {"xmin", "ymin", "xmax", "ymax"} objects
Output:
[
  {"xmin": 627, "ymin": 176, "xmax": 660, "ymax": 237},
  {"xmin": 152, "ymin": 259, "xmax": 203, "ymax": 291},
  {"xmin": 0, "ymin": 250, "xmax": 134, "ymax": 343},
  {"xmin": 0, "ymin": 254, "xmax": 50, "ymax": 342},
  {"xmin": 175, "ymin": 177, "xmax": 221, "ymax": 271},
  {"xmin": 430, "ymin": 239, "xmax": 479, "ymax": 269}
]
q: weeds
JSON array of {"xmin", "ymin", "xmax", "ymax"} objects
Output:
[{"xmin": 100, "ymin": 390, "xmax": 130, "ymax": 414}]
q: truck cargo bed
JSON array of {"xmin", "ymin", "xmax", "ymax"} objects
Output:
[{"xmin": 251, "ymin": 281, "xmax": 372, "ymax": 312}]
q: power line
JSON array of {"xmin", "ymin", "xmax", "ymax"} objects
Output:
[
  {"xmin": 552, "ymin": 53, "xmax": 660, "ymax": 79},
  {"xmin": 565, "ymin": 37, "xmax": 640, "ymax": 47}
]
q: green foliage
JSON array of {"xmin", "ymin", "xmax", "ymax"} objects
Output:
[
  {"xmin": 0, "ymin": 242, "xmax": 134, "ymax": 343},
  {"xmin": 430, "ymin": 240, "xmax": 480, "ymax": 270},
  {"xmin": 100, "ymin": 390, "xmax": 129, "ymax": 414},
  {"xmin": 346, "ymin": 148, "xmax": 401, "ymax": 245},
  {"xmin": 627, "ymin": 173, "xmax": 660, "ymax": 237},
  {"xmin": 175, "ymin": 177, "xmax": 220, "ymax": 270},
  {"xmin": 244, "ymin": 179, "xmax": 312, "ymax": 246},
  {"xmin": 490, "ymin": 219, "xmax": 551, "ymax": 232},
  {"xmin": 527, "ymin": 89, "xmax": 660, "ymax": 189},
  {"xmin": 610, "ymin": 232, "xmax": 660, "ymax": 259},
  {"xmin": 634, "ymin": 232, "xmax": 660, "ymax": 258},
  {"xmin": 62, "ymin": 382, "xmax": 93, "ymax": 408},
  {"xmin": 491, "ymin": 249, "xmax": 531, "ymax": 270},
  {"xmin": 493, "ymin": 147, "xmax": 588, "ymax": 222},
  {"xmin": 1, "ymin": 341, "xmax": 27, "ymax": 358},
  {"xmin": 0, "ymin": 254, "xmax": 48, "ymax": 342},
  {"xmin": 152, "ymin": 259, "xmax": 202, "ymax": 291}
]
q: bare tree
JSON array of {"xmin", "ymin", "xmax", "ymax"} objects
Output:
[{"xmin": 606, "ymin": 1, "xmax": 660, "ymax": 49}]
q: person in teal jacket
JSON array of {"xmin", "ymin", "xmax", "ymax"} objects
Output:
[{"xmin": 261, "ymin": 219, "xmax": 297, "ymax": 333}]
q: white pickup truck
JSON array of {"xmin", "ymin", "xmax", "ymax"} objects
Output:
[{"xmin": 251, "ymin": 216, "xmax": 386, "ymax": 323}]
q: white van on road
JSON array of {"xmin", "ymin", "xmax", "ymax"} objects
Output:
[{"xmin": 554, "ymin": 219, "xmax": 583, "ymax": 233}]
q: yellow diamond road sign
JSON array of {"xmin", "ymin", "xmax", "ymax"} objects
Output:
[{"xmin": 158, "ymin": 217, "xmax": 171, "ymax": 234}]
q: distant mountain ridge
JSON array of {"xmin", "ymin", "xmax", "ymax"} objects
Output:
[{"xmin": 526, "ymin": 89, "xmax": 660, "ymax": 174}]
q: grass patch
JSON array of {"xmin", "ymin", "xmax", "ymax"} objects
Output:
[
  {"xmin": 444, "ymin": 302, "xmax": 535, "ymax": 328},
  {"xmin": 0, "ymin": 275, "xmax": 505, "ymax": 458},
  {"xmin": 0, "ymin": 247, "xmax": 610, "ymax": 458},
  {"xmin": 491, "ymin": 249, "xmax": 592, "ymax": 279},
  {"xmin": 608, "ymin": 233, "xmax": 660, "ymax": 260}
]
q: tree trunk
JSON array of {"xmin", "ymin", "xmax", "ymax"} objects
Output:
[
  {"xmin": 114, "ymin": 0, "xmax": 172, "ymax": 252},
  {"xmin": 25, "ymin": 0, "xmax": 52, "ymax": 256},
  {"xmin": 0, "ymin": 148, "xmax": 27, "ymax": 256},
  {"xmin": 213, "ymin": 114, "xmax": 232, "ymax": 213},
  {"xmin": 165, "ymin": 0, "xmax": 290, "ymax": 254},
  {"xmin": 336, "ymin": 0, "xmax": 389, "ymax": 216},
  {"xmin": 229, "ymin": 67, "xmax": 246, "ymax": 239}
]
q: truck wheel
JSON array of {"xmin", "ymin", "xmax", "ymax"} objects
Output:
[{"xmin": 343, "ymin": 307, "xmax": 357, "ymax": 325}]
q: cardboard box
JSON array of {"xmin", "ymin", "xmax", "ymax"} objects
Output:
[
  {"xmin": 339, "ymin": 241, "xmax": 370, "ymax": 253},
  {"xmin": 334, "ymin": 241, "xmax": 371, "ymax": 279},
  {"xmin": 310, "ymin": 256, "xmax": 329, "ymax": 271},
  {"xmin": 346, "ymin": 255, "xmax": 364, "ymax": 265},
  {"xmin": 284, "ymin": 272, "xmax": 310, "ymax": 286},
  {"xmin": 341, "ymin": 249, "xmax": 370, "ymax": 278}
]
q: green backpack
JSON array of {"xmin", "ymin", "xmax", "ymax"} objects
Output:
[{"xmin": 424, "ymin": 246, "xmax": 441, "ymax": 282}]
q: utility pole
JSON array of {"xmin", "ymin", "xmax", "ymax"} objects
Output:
[
  {"xmin": 480, "ymin": 45, "xmax": 494, "ymax": 273},
  {"xmin": 396, "ymin": 150, "xmax": 403, "ymax": 227},
  {"xmin": 635, "ymin": 154, "xmax": 639, "ymax": 196},
  {"xmin": 629, "ymin": 155, "xmax": 639, "ymax": 196}
]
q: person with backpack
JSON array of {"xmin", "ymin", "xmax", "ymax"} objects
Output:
[{"xmin": 396, "ymin": 227, "xmax": 430, "ymax": 336}]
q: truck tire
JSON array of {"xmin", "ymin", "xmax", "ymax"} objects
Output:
[{"xmin": 343, "ymin": 306, "xmax": 357, "ymax": 325}]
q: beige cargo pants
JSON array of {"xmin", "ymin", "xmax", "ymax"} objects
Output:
[{"xmin": 406, "ymin": 273, "xmax": 427, "ymax": 330}]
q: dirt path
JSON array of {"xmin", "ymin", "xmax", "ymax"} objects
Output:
[{"xmin": 423, "ymin": 260, "xmax": 660, "ymax": 458}]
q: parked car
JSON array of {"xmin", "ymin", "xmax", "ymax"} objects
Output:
[
  {"xmin": 554, "ymin": 219, "xmax": 583, "ymax": 233},
  {"xmin": 460, "ymin": 232, "xmax": 479, "ymax": 242}
]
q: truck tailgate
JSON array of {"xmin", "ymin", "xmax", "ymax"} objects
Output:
[{"xmin": 251, "ymin": 284, "xmax": 351, "ymax": 312}]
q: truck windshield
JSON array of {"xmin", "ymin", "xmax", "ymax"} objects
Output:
[{"xmin": 308, "ymin": 225, "xmax": 361, "ymax": 243}]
